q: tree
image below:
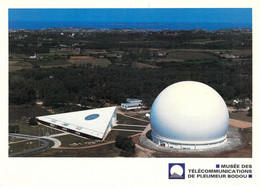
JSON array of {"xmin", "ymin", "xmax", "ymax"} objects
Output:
[
  {"xmin": 115, "ymin": 135, "xmax": 135, "ymax": 157},
  {"xmin": 9, "ymin": 124, "xmax": 19, "ymax": 133},
  {"xmin": 247, "ymin": 107, "xmax": 252, "ymax": 117},
  {"xmin": 29, "ymin": 117, "xmax": 38, "ymax": 126},
  {"xmin": 9, "ymin": 79, "xmax": 36, "ymax": 105}
]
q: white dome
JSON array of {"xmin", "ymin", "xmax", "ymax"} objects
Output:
[{"xmin": 150, "ymin": 81, "xmax": 229, "ymax": 149}]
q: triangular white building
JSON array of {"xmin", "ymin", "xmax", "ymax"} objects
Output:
[{"xmin": 36, "ymin": 106, "xmax": 117, "ymax": 140}]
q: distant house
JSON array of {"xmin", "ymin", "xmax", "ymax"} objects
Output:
[
  {"xmin": 29, "ymin": 53, "xmax": 37, "ymax": 59},
  {"xmin": 158, "ymin": 52, "xmax": 167, "ymax": 57},
  {"xmin": 121, "ymin": 98, "xmax": 144, "ymax": 110}
]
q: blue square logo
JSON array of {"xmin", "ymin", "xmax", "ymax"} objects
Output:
[
  {"xmin": 216, "ymin": 164, "xmax": 220, "ymax": 168},
  {"xmin": 169, "ymin": 163, "xmax": 185, "ymax": 179},
  {"xmin": 248, "ymin": 174, "xmax": 252, "ymax": 178}
]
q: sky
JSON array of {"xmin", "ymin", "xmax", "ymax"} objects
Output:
[{"xmin": 8, "ymin": 8, "xmax": 252, "ymax": 30}]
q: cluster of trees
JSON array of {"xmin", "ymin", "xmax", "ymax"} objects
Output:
[
  {"xmin": 247, "ymin": 108, "xmax": 252, "ymax": 117},
  {"xmin": 9, "ymin": 78, "xmax": 36, "ymax": 105},
  {"xmin": 9, "ymin": 29, "xmax": 252, "ymax": 54},
  {"xmin": 9, "ymin": 58, "xmax": 252, "ymax": 108},
  {"xmin": 29, "ymin": 117, "xmax": 38, "ymax": 126},
  {"xmin": 9, "ymin": 124, "xmax": 19, "ymax": 133},
  {"xmin": 9, "ymin": 29, "xmax": 252, "ymax": 109},
  {"xmin": 115, "ymin": 135, "xmax": 135, "ymax": 157}
]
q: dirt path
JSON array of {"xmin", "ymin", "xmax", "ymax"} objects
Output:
[
  {"xmin": 229, "ymin": 118, "xmax": 252, "ymax": 128},
  {"xmin": 117, "ymin": 124, "xmax": 147, "ymax": 127},
  {"xmin": 111, "ymin": 129, "xmax": 143, "ymax": 133},
  {"xmin": 135, "ymin": 144, "xmax": 155, "ymax": 157},
  {"xmin": 117, "ymin": 110, "xmax": 150, "ymax": 123}
]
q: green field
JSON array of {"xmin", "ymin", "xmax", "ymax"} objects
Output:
[
  {"xmin": 9, "ymin": 136, "xmax": 25, "ymax": 143},
  {"xmin": 113, "ymin": 125, "xmax": 145, "ymax": 131},
  {"xmin": 9, "ymin": 105, "xmax": 51, "ymax": 123},
  {"xmin": 105, "ymin": 130, "xmax": 137, "ymax": 141},
  {"xmin": 55, "ymin": 135, "xmax": 95, "ymax": 147},
  {"xmin": 9, "ymin": 140, "xmax": 42, "ymax": 155},
  {"xmin": 117, "ymin": 114, "xmax": 149, "ymax": 125},
  {"xmin": 17, "ymin": 122, "xmax": 61, "ymax": 136},
  {"xmin": 9, "ymin": 104, "xmax": 63, "ymax": 136},
  {"xmin": 166, "ymin": 51, "xmax": 217, "ymax": 60},
  {"xmin": 42, "ymin": 51, "xmax": 68, "ymax": 56},
  {"xmin": 229, "ymin": 111, "xmax": 252, "ymax": 122},
  {"xmin": 26, "ymin": 143, "xmax": 122, "ymax": 157},
  {"xmin": 69, "ymin": 57, "xmax": 111, "ymax": 67}
]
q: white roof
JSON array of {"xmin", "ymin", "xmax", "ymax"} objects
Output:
[{"xmin": 36, "ymin": 106, "xmax": 116, "ymax": 139}]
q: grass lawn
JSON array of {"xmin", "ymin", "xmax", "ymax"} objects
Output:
[
  {"xmin": 105, "ymin": 130, "xmax": 138, "ymax": 141},
  {"xmin": 42, "ymin": 51, "xmax": 68, "ymax": 56},
  {"xmin": 39, "ymin": 59, "xmax": 70, "ymax": 66},
  {"xmin": 9, "ymin": 136, "xmax": 25, "ymax": 143},
  {"xmin": 167, "ymin": 51, "xmax": 217, "ymax": 60},
  {"xmin": 18, "ymin": 122, "xmax": 62, "ymax": 136},
  {"xmin": 9, "ymin": 104, "xmax": 51, "ymax": 123},
  {"xmin": 27, "ymin": 143, "xmax": 122, "ymax": 157},
  {"xmin": 9, "ymin": 140, "xmax": 42, "ymax": 155},
  {"xmin": 155, "ymin": 58, "xmax": 184, "ymax": 63},
  {"xmin": 228, "ymin": 49, "xmax": 252, "ymax": 56},
  {"xmin": 9, "ymin": 104, "xmax": 62, "ymax": 136},
  {"xmin": 55, "ymin": 135, "xmax": 97, "ymax": 147},
  {"xmin": 229, "ymin": 111, "xmax": 252, "ymax": 122},
  {"xmin": 9, "ymin": 65, "xmax": 32, "ymax": 72},
  {"xmin": 69, "ymin": 57, "xmax": 111, "ymax": 67},
  {"xmin": 128, "ymin": 113, "xmax": 149, "ymax": 119},
  {"xmin": 113, "ymin": 125, "xmax": 145, "ymax": 131},
  {"xmin": 117, "ymin": 114, "xmax": 149, "ymax": 126}
]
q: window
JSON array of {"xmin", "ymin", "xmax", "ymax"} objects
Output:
[{"xmin": 85, "ymin": 114, "xmax": 100, "ymax": 120}]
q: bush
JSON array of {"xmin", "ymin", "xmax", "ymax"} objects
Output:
[
  {"xmin": 115, "ymin": 135, "xmax": 135, "ymax": 157},
  {"xmin": 247, "ymin": 108, "xmax": 252, "ymax": 117},
  {"xmin": 9, "ymin": 124, "xmax": 20, "ymax": 133},
  {"xmin": 29, "ymin": 117, "xmax": 38, "ymax": 126}
]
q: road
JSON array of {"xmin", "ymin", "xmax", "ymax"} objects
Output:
[{"xmin": 9, "ymin": 134, "xmax": 54, "ymax": 157}]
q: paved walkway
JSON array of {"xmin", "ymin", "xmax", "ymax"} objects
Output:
[{"xmin": 41, "ymin": 136, "xmax": 61, "ymax": 148}]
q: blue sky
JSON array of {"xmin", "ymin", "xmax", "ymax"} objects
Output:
[{"xmin": 9, "ymin": 8, "xmax": 252, "ymax": 23}]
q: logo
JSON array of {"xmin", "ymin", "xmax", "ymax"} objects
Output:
[{"xmin": 169, "ymin": 163, "xmax": 185, "ymax": 179}]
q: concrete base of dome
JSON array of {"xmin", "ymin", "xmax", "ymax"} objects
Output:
[
  {"xmin": 151, "ymin": 132, "xmax": 227, "ymax": 150},
  {"xmin": 139, "ymin": 125, "xmax": 241, "ymax": 153}
]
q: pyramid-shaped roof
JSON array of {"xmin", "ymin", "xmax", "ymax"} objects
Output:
[{"xmin": 36, "ymin": 106, "xmax": 117, "ymax": 139}]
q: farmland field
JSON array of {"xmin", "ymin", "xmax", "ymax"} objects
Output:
[
  {"xmin": 69, "ymin": 56, "xmax": 111, "ymax": 67},
  {"xmin": 166, "ymin": 51, "xmax": 217, "ymax": 60}
]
